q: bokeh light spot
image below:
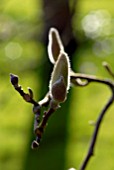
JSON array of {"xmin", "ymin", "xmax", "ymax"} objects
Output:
[
  {"xmin": 5, "ymin": 42, "xmax": 23, "ymax": 60},
  {"xmin": 93, "ymin": 39, "xmax": 113, "ymax": 57},
  {"xmin": 81, "ymin": 10, "xmax": 112, "ymax": 39},
  {"xmin": 79, "ymin": 61, "xmax": 98, "ymax": 74}
]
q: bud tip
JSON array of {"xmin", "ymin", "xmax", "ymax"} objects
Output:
[{"xmin": 10, "ymin": 73, "xmax": 19, "ymax": 86}]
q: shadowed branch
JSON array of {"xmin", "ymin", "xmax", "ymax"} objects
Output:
[{"xmin": 79, "ymin": 92, "xmax": 114, "ymax": 170}]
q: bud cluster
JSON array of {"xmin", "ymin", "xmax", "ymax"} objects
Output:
[
  {"xmin": 48, "ymin": 28, "xmax": 71, "ymax": 109},
  {"xmin": 10, "ymin": 27, "xmax": 71, "ymax": 148}
]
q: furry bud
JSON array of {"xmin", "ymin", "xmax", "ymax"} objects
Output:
[
  {"xmin": 48, "ymin": 27, "xmax": 64, "ymax": 64},
  {"xmin": 49, "ymin": 51, "xmax": 70, "ymax": 104}
]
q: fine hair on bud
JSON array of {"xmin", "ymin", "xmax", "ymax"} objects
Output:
[
  {"xmin": 49, "ymin": 51, "xmax": 70, "ymax": 103},
  {"xmin": 48, "ymin": 27, "xmax": 64, "ymax": 64}
]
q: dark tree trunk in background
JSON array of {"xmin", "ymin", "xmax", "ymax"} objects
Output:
[
  {"xmin": 42, "ymin": 0, "xmax": 77, "ymax": 56},
  {"xmin": 24, "ymin": 1, "xmax": 78, "ymax": 170}
]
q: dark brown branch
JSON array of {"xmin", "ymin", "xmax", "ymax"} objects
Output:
[
  {"xmin": 70, "ymin": 70, "xmax": 114, "ymax": 169},
  {"xmin": 71, "ymin": 73, "xmax": 114, "ymax": 89},
  {"xmin": 80, "ymin": 92, "xmax": 114, "ymax": 170},
  {"xmin": 10, "ymin": 73, "xmax": 39, "ymax": 106},
  {"xmin": 10, "ymin": 73, "xmax": 55, "ymax": 149},
  {"xmin": 10, "ymin": 68, "xmax": 114, "ymax": 155},
  {"xmin": 32, "ymin": 107, "xmax": 55, "ymax": 149}
]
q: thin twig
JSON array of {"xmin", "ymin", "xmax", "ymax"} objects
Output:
[
  {"xmin": 70, "ymin": 71, "xmax": 114, "ymax": 169},
  {"xmin": 10, "ymin": 73, "xmax": 39, "ymax": 106},
  {"xmin": 10, "ymin": 73, "xmax": 52, "ymax": 149},
  {"xmin": 80, "ymin": 91, "xmax": 114, "ymax": 170},
  {"xmin": 71, "ymin": 73, "xmax": 114, "ymax": 88},
  {"xmin": 32, "ymin": 107, "xmax": 55, "ymax": 149},
  {"xmin": 103, "ymin": 61, "xmax": 114, "ymax": 79},
  {"xmin": 10, "ymin": 70, "xmax": 114, "ymax": 155},
  {"xmin": 38, "ymin": 92, "xmax": 51, "ymax": 107}
]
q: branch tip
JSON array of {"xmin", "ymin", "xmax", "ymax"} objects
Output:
[
  {"xmin": 31, "ymin": 140, "xmax": 39, "ymax": 149},
  {"xmin": 102, "ymin": 61, "xmax": 114, "ymax": 79},
  {"xmin": 10, "ymin": 73, "xmax": 19, "ymax": 86}
]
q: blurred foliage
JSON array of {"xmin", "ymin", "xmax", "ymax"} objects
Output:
[
  {"xmin": 0, "ymin": 1, "xmax": 43, "ymax": 170},
  {"xmin": 0, "ymin": 0, "xmax": 114, "ymax": 170},
  {"xmin": 67, "ymin": 1, "xmax": 114, "ymax": 170}
]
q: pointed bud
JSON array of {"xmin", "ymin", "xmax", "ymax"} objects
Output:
[
  {"xmin": 48, "ymin": 27, "xmax": 64, "ymax": 64},
  {"xmin": 10, "ymin": 73, "xmax": 19, "ymax": 87},
  {"xmin": 28, "ymin": 87, "xmax": 33, "ymax": 99},
  {"xmin": 49, "ymin": 51, "xmax": 70, "ymax": 104}
]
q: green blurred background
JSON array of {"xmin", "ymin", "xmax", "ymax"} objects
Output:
[{"xmin": 0, "ymin": 0, "xmax": 114, "ymax": 170}]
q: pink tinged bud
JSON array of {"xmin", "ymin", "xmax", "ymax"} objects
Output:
[
  {"xmin": 49, "ymin": 51, "xmax": 70, "ymax": 103},
  {"xmin": 48, "ymin": 27, "xmax": 64, "ymax": 64}
]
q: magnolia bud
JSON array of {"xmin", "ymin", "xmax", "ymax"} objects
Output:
[
  {"xmin": 49, "ymin": 51, "xmax": 70, "ymax": 104},
  {"xmin": 48, "ymin": 27, "xmax": 64, "ymax": 64},
  {"xmin": 51, "ymin": 76, "xmax": 66, "ymax": 102}
]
